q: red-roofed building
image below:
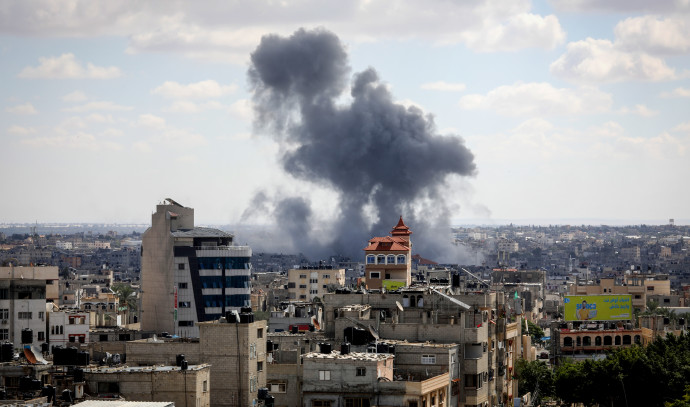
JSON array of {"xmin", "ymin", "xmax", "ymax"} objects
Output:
[{"xmin": 364, "ymin": 217, "xmax": 412, "ymax": 290}]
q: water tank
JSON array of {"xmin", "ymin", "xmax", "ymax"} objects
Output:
[
  {"xmin": 239, "ymin": 313, "xmax": 254, "ymax": 324},
  {"xmin": 320, "ymin": 343, "xmax": 332, "ymax": 354},
  {"xmin": 264, "ymin": 395, "xmax": 275, "ymax": 407},
  {"xmin": 41, "ymin": 343, "xmax": 49, "ymax": 353},
  {"xmin": 74, "ymin": 368, "xmax": 84, "ymax": 383},
  {"xmin": 225, "ymin": 311, "xmax": 238, "ymax": 323},
  {"xmin": 241, "ymin": 307, "xmax": 253, "ymax": 314},
  {"xmin": 257, "ymin": 387, "xmax": 269, "ymax": 400},
  {"xmin": 1, "ymin": 343, "xmax": 13, "ymax": 362},
  {"xmin": 180, "ymin": 360, "xmax": 188, "ymax": 370},
  {"xmin": 61, "ymin": 389, "xmax": 72, "ymax": 403},
  {"xmin": 77, "ymin": 351, "xmax": 90, "ymax": 366},
  {"xmin": 21, "ymin": 329, "xmax": 33, "ymax": 344},
  {"xmin": 340, "ymin": 342, "xmax": 351, "ymax": 355},
  {"xmin": 176, "ymin": 354, "xmax": 186, "ymax": 367}
]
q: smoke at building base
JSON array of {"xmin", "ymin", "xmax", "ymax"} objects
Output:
[{"xmin": 240, "ymin": 28, "xmax": 478, "ymax": 264}]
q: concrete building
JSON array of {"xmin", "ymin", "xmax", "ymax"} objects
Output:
[
  {"xmin": 126, "ymin": 317, "xmax": 267, "ymax": 407},
  {"xmin": 364, "ymin": 217, "xmax": 412, "ymax": 290},
  {"xmin": 141, "ymin": 199, "xmax": 252, "ymax": 337},
  {"xmin": 83, "ymin": 364, "xmax": 211, "ymax": 407},
  {"xmin": 48, "ymin": 310, "xmax": 90, "ymax": 345},
  {"xmin": 0, "ymin": 266, "xmax": 58, "ymax": 346},
  {"xmin": 287, "ymin": 266, "xmax": 345, "ymax": 301},
  {"xmin": 569, "ymin": 274, "xmax": 671, "ymax": 312}
]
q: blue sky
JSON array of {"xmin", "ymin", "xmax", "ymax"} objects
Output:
[{"xmin": 1, "ymin": 0, "xmax": 689, "ymax": 226}]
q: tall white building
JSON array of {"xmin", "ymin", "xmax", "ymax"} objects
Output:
[{"xmin": 141, "ymin": 199, "xmax": 252, "ymax": 337}]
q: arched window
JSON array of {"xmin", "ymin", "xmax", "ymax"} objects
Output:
[
  {"xmin": 622, "ymin": 335, "xmax": 631, "ymax": 345},
  {"xmin": 615, "ymin": 336, "xmax": 621, "ymax": 345},
  {"xmin": 366, "ymin": 255, "xmax": 375, "ymax": 264},
  {"xmin": 377, "ymin": 255, "xmax": 386, "ymax": 264},
  {"xmin": 583, "ymin": 336, "xmax": 591, "ymax": 346},
  {"xmin": 387, "ymin": 255, "xmax": 396, "ymax": 264},
  {"xmin": 595, "ymin": 336, "xmax": 602, "ymax": 346},
  {"xmin": 397, "ymin": 255, "xmax": 406, "ymax": 264},
  {"xmin": 410, "ymin": 295, "xmax": 416, "ymax": 308},
  {"xmin": 634, "ymin": 335, "xmax": 641, "ymax": 344},
  {"xmin": 563, "ymin": 337, "xmax": 573, "ymax": 347},
  {"xmin": 604, "ymin": 336, "xmax": 612, "ymax": 346}
]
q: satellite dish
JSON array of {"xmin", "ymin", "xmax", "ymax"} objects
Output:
[
  {"xmin": 368, "ymin": 325, "xmax": 379, "ymax": 340},
  {"xmin": 396, "ymin": 301, "xmax": 404, "ymax": 312}
]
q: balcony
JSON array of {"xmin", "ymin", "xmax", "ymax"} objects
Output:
[{"xmin": 465, "ymin": 327, "xmax": 488, "ymax": 343}]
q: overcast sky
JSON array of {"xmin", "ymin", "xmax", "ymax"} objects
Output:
[{"xmin": 1, "ymin": 0, "xmax": 689, "ymax": 226}]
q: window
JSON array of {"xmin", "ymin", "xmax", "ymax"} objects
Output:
[
  {"xmin": 257, "ymin": 361, "xmax": 263, "ymax": 372},
  {"xmin": 178, "ymin": 321, "xmax": 194, "ymax": 327},
  {"xmin": 38, "ymin": 332, "xmax": 45, "ymax": 341},
  {"xmin": 203, "ymin": 380, "xmax": 208, "ymax": 392},
  {"xmin": 269, "ymin": 383, "xmax": 287, "ymax": 393},
  {"xmin": 387, "ymin": 255, "xmax": 395, "ymax": 264},
  {"xmin": 310, "ymin": 290, "xmax": 318, "ymax": 294},
  {"xmin": 310, "ymin": 279, "xmax": 318, "ymax": 283},
  {"xmin": 100, "ymin": 334, "xmax": 109, "ymax": 342},
  {"xmin": 179, "ymin": 302, "xmax": 191, "ymax": 308},
  {"xmin": 250, "ymin": 376, "xmax": 257, "ymax": 392},
  {"xmin": 0, "ymin": 329, "xmax": 8, "ymax": 340},
  {"xmin": 300, "ymin": 274, "xmax": 307, "ymax": 279},
  {"xmin": 356, "ymin": 367, "xmax": 366, "ymax": 376},
  {"xmin": 344, "ymin": 398, "xmax": 370, "ymax": 407},
  {"xmin": 179, "ymin": 283, "xmax": 188, "ymax": 289},
  {"xmin": 370, "ymin": 272, "xmax": 380, "ymax": 279},
  {"xmin": 319, "ymin": 370, "xmax": 331, "ymax": 380},
  {"xmin": 377, "ymin": 255, "xmax": 385, "ymax": 264},
  {"xmin": 647, "ymin": 286, "xmax": 654, "ymax": 291},
  {"xmin": 421, "ymin": 354, "xmax": 436, "ymax": 364},
  {"xmin": 18, "ymin": 312, "xmax": 32, "ymax": 319},
  {"xmin": 323, "ymin": 274, "xmax": 330, "ymax": 279},
  {"xmin": 300, "ymin": 295, "xmax": 307, "ymax": 299},
  {"xmin": 69, "ymin": 336, "xmax": 75, "ymax": 343},
  {"xmin": 119, "ymin": 334, "xmax": 131, "ymax": 341},
  {"xmin": 38, "ymin": 312, "xmax": 44, "ymax": 320},
  {"xmin": 257, "ymin": 328, "xmax": 263, "ymax": 338},
  {"xmin": 250, "ymin": 343, "xmax": 257, "ymax": 359},
  {"xmin": 397, "ymin": 255, "xmax": 406, "ymax": 264},
  {"xmin": 0, "ymin": 309, "xmax": 8, "ymax": 319},
  {"xmin": 0, "ymin": 289, "xmax": 8, "ymax": 299},
  {"xmin": 178, "ymin": 263, "xmax": 185, "ymax": 270},
  {"xmin": 299, "ymin": 284, "xmax": 307, "ymax": 289},
  {"xmin": 464, "ymin": 374, "xmax": 482, "ymax": 389},
  {"xmin": 366, "ymin": 255, "xmax": 375, "ymax": 264}
]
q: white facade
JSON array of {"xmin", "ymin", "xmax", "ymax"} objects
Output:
[
  {"xmin": 56, "ymin": 241, "xmax": 73, "ymax": 250},
  {"xmin": 48, "ymin": 311, "xmax": 90, "ymax": 345}
]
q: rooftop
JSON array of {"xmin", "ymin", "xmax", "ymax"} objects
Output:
[
  {"xmin": 303, "ymin": 351, "xmax": 393, "ymax": 361},
  {"xmin": 171, "ymin": 227, "xmax": 233, "ymax": 238}
]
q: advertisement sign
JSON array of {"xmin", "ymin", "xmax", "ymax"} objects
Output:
[
  {"xmin": 383, "ymin": 280, "xmax": 406, "ymax": 291},
  {"xmin": 564, "ymin": 295, "xmax": 632, "ymax": 321}
]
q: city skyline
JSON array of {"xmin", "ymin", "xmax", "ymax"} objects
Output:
[{"xmin": 1, "ymin": 1, "xmax": 689, "ymax": 227}]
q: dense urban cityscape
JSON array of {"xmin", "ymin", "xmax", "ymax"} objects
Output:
[{"xmin": 0, "ymin": 200, "xmax": 687, "ymax": 406}]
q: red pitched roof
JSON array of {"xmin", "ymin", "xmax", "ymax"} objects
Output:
[
  {"xmin": 364, "ymin": 236, "xmax": 410, "ymax": 251},
  {"xmin": 391, "ymin": 216, "xmax": 412, "ymax": 236}
]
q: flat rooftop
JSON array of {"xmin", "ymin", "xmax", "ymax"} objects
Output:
[{"xmin": 303, "ymin": 351, "xmax": 393, "ymax": 361}]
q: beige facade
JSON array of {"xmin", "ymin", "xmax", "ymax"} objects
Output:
[
  {"xmin": 126, "ymin": 318, "xmax": 267, "ymax": 407},
  {"xmin": 569, "ymin": 274, "xmax": 671, "ymax": 312},
  {"xmin": 83, "ymin": 364, "xmax": 211, "ymax": 407},
  {"xmin": 287, "ymin": 267, "xmax": 345, "ymax": 301},
  {"xmin": 364, "ymin": 217, "xmax": 413, "ymax": 290}
]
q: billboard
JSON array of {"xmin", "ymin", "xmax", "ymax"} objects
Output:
[
  {"xmin": 564, "ymin": 295, "xmax": 632, "ymax": 321},
  {"xmin": 383, "ymin": 280, "xmax": 406, "ymax": 291}
]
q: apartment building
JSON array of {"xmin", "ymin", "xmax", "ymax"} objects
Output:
[
  {"xmin": 364, "ymin": 217, "xmax": 412, "ymax": 290},
  {"xmin": 141, "ymin": 199, "xmax": 252, "ymax": 337},
  {"xmin": 0, "ymin": 266, "xmax": 58, "ymax": 346},
  {"xmin": 287, "ymin": 266, "xmax": 345, "ymax": 301},
  {"xmin": 569, "ymin": 274, "xmax": 671, "ymax": 312}
]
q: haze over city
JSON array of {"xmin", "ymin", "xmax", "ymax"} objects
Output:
[{"xmin": 2, "ymin": 0, "xmax": 689, "ymax": 231}]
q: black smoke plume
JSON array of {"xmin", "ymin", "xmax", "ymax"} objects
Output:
[{"xmin": 244, "ymin": 28, "xmax": 477, "ymax": 263}]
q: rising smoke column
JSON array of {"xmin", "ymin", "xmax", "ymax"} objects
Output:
[{"xmin": 247, "ymin": 28, "xmax": 476, "ymax": 262}]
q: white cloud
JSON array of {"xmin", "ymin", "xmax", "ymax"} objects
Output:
[
  {"xmin": 137, "ymin": 114, "xmax": 166, "ymax": 130},
  {"xmin": 551, "ymin": 38, "xmax": 677, "ymax": 83},
  {"xmin": 164, "ymin": 100, "xmax": 227, "ymax": 113},
  {"xmin": 22, "ymin": 132, "xmax": 122, "ymax": 151},
  {"xmin": 63, "ymin": 101, "xmax": 133, "ymax": 112},
  {"xmin": 672, "ymin": 122, "xmax": 690, "ymax": 132},
  {"xmin": 228, "ymin": 99, "xmax": 253, "ymax": 121},
  {"xmin": 549, "ymin": 0, "xmax": 690, "ymax": 14},
  {"xmin": 18, "ymin": 53, "xmax": 121, "ymax": 79},
  {"xmin": 660, "ymin": 87, "xmax": 690, "ymax": 98},
  {"xmin": 0, "ymin": 1, "xmax": 566, "ymax": 61},
  {"xmin": 84, "ymin": 113, "xmax": 115, "ymax": 123},
  {"xmin": 615, "ymin": 16, "xmax": 690, "ymax": 55},
  {"xmin": 133, "ymin": 141, "xmax": 152, "ymax": 153},
  {"xmin": 421, "ymin": 81, "xmax": 467, "ymax": 92},
  {"xmin": 6, "ymin": 102, "xmax": 37, "ymax": 115},
  {"xmin": 152, "ymin": 80, "xmax": 237, "ymax": 99},
  {"xmin": 63, "ymin": 91, "xmax": 88, "ymax": 102},
  {"xmin": 7, "ymin": 125, "xmax": 36, "ymax": 135},
  {"xmin": 458, "ymin": 82, "xmax": 612, "ymax": 116},
  {"xmin": 618, "ymin": 104, "xmax": 659, "ymax": 117}
]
